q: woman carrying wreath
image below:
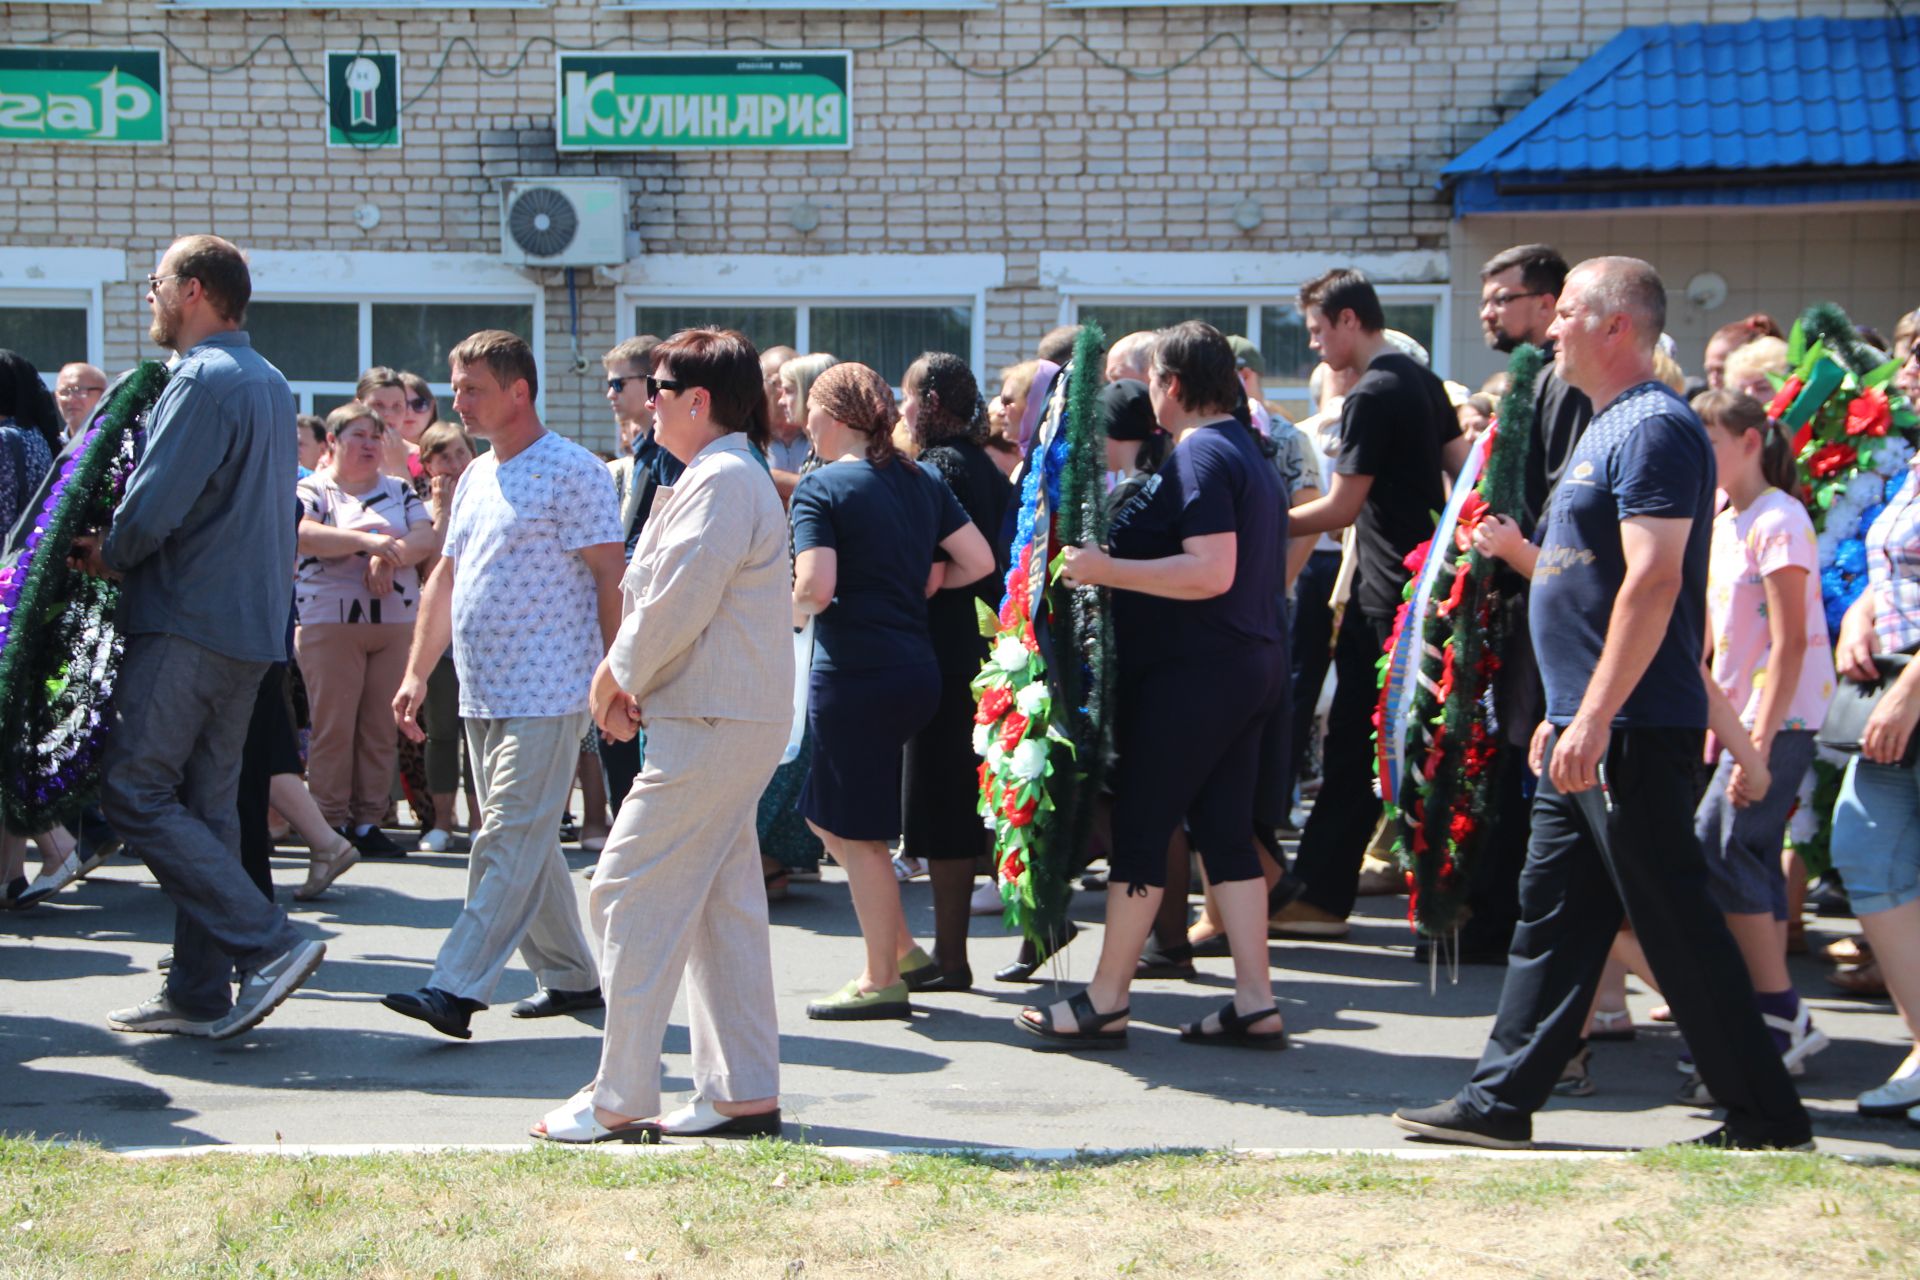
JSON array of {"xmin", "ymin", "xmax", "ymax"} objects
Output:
[
  {"xmin": 792, "ymin": 362, "xmax": 994, "ymax": 1021},
  {"xmin": 534, "ymin": 328, "xmax": 795, "ymax": 1144},
  {"xmin": 1027, "ymin": 321, "xmax": 1290, "ymax": 1049}
]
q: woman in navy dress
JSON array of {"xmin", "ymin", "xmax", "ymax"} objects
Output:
[
  {"xmin": 791, "ymin": 362, "xmax": 994, "ymax": 1021},
  {"xmin": 1020, "ymin": 322, "xmax": 1291, "ymax": 1050}
]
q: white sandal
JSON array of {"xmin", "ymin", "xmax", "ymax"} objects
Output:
[
  {"xmin": 659, "ymin": 1096, "xmax": 783, "ymax": 1138},
  {"xmin": 295, "ymin": 840, "xmax": 360, "ymax": 902},
  {"xmin": 530, "ymin": 1093, "xmax": 661, "ymax": 1144}
]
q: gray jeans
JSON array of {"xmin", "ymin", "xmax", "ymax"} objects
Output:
[{"xmin": 102, "ymin": 633, "xmax": 302, "ymax": 1017}]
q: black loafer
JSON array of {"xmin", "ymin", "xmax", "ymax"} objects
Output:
[
  {"xmin": 510, "ymin": 987, "xmax": 605, "ymax": 1018},
  {"xmin": 383, "ymin": 986, "xmax": 485, "ymax": 1039},
  {"xmin": 346, "ymin": 826, "xmax": 412, "ymax": 858},
  {"xmin": 1391, "ymin": 1098, "xmax": 1531, "ymax": 1149}
]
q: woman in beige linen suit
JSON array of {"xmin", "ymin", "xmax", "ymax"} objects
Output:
[{"xmin": 533, "ymin": 329, "xmax": 796, "ymax": 1145}]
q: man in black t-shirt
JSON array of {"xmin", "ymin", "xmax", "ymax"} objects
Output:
[{"xmin": 1277, "ymin": 270, "xmax": 1468, "ymax": 936}]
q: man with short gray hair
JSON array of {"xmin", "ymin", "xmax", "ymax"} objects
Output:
[
  {"xmin": 1103, "ymin": 331, "xmax": 1156, "ymax": 383},
  {"xmin": 54, "ymin": 362, "xmax": 107, "ymax": 440},
  {"xmin": 1394, "ymin": 257, "xmax": 1812, "ymax": 1152}
]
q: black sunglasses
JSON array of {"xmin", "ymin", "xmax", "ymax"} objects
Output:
[
  {"xmin": 606, "ymin": 376, "xmax": 629, "ymax": 394},
  {"xmin": 406, "ymin": 396, "xmax": 433, "ymax": 413},
  {"xmin": 646, "ymin": 375, "xmax": 686, "ymax": 399}
]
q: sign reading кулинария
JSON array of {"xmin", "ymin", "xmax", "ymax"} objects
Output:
[
  {"xmin": 0, "ymin": 48, "xmax": 165, "ymax": 144},
  {"xmin": 557, "ymin": 51, "xmax": 850, "ymax": 151}
]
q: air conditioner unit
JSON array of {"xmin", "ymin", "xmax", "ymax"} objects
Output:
[{"xmin": 499, "ymin": 178, "xmax": 627, "ymax": 267}]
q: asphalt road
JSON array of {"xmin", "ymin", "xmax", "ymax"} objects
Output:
[{"xmin": 3, "ymin": 837, "xmax": 1915, "ymax": 1157}]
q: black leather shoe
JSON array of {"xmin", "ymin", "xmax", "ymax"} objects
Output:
[
  {"xmin": 510, "ymin": 987, "xmax": 605, "ymax": 1018},
  {"xmin": 347, "ymin": 825, "xmax": 412, "ymax": 858},
  {"xmin": 1135, "ymin": 940, "xmax": 1198, "ymax": 980},
  {"xmin": 994, "ymin": 923, "xmax": 1080, "ymax": 983},
  {"xmin": 383, "ymin": 987, "xmax": 484, "ymax": 1039}
]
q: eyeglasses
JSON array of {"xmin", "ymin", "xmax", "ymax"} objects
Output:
[
  {"xmin": 146, "ymin": 273, "xmax": 188, "ymax": 290},
  {"xmin": 646, "ymin": 375, "xmax": 686, "ymax": 399},
  {"xmin": 406, "ymin": 396, "xmax": 433, "ymax": 413},
  {"xmin": 56, "ymin": 386, "xmax": 106, "ymax": 399},
  {"xmin": 1481, "ymin": 290, "xmax": 1546, "ymax": 309}
]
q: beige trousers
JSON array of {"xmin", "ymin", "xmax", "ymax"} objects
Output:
[
  {"xmin": 590, "ymin": 714, "xmax": 790, "ymax": 1119},
  {"xmin": 294, "ymin": 621, "xmax": 413, "ymax": 828},
  {"xmin": 429, "ymin": 712, "xmax": 599, "ymax": 1003}
]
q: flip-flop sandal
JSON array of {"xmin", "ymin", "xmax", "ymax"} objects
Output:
[
  {"xmin": 531, "ymin": 1094, "xmax": 663, "ymax": 1145},
  {"xmin": 1016, "ymin": 990, "xmax": 1129, "ymax": 1050},
  {"xmin": 1179, "ymin": 1000, "xmax": 1289, "ymax": 1050}
]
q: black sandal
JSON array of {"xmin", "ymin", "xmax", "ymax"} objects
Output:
[
  {"xmin": 994, "ymin": 923, "xmax": 1080, "ymax": 983},
  {"xmin": 1135, "ymin": 940, "xmax": 1198, "ymax": 979},
  {"xmin": 1016, "ymin": 990, "xmax": 1129, "ymax": 1050},
  {"xmin": 1179, "ymin": 1000, "xmax": 1289, "ymax": 1050}
]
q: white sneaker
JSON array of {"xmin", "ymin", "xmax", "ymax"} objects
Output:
[
  {"xmin": 891, "ymin": 854, "xmax": 926, "ymax": 882},
  {"xmin": 1858, "ymin": 1052, "xmax": 1920, "ymax": 1116},
  {"xmin": 212, "ymin": 939, "xmax": 325, "ymax": 1040},
  {"xmin": 108, "ymin": 989, "xmax": 218, "ymax": 1037},
  {"xmin": 1770, "ymin": 1004, "xmax": 1831, "ymax": 1072},
  {"xmin": 970, "ymin": 879, "xmax": 1003, "ymax": 916},
  {"xmin": 420, "ymin": 828, "xmax": 451, "ymax": 853}
]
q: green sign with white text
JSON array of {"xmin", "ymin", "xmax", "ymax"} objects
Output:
[
  {"xmin": 327, "ymin": 51, "xmax": 401, "ymax": 149},
  {"xmin": 557, "ymin": 51, "xmax": 851, "ymax": 152},
  {"xmin": 0, "ymin": 47, "xmax": 165, "ymax": 145}
]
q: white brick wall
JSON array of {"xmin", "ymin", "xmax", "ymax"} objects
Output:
[{"xmin": 0, "ymin": 0, "xmax": 1906, "ymax": 447}]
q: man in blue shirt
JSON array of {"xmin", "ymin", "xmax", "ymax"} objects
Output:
[
  {"xmin": 77, "ymin": 235, "xmax": 325, "ymax": 1040},
  {"xmin": 1393, "ymin": 257, "xmax": 1811, "ymax": 1152}
]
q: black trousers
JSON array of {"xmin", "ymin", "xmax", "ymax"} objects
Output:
[
  {"xmin": 1459, "ymin": 726, "xmax": 1810, "ymax": 1143},
  {"xmin": 1285, "ymin": 549, "xmax": 1341, "ymax": 798},
  {"xmin": 1292, "ymin": 608, "xmax": 1394, "ymax": 918}
]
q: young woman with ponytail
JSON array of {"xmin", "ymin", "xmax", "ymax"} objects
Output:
[
  {"xmin": 1687, "ymin": 387, "xmax": 1836, "ymax": 1083},
  {"xmin": 790, "ymin": 361, "xmax": 995, "ymax": 1020}
]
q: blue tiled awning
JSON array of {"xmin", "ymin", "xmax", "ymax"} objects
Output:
[{"xmin": 1442, "ymin": 18, "xmax": 1920, "ymax": 215}]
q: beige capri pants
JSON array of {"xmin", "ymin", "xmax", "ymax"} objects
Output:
[{"xmin": 588, "ymin": 713, "xmax": 790, "ymax": 1119}]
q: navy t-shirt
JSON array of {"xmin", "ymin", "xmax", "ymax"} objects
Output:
[
  {"xmin": 1107, "ymin": 419, "xmax": 1285, "ymax": 669},
  {"xmin": 1530, "ymin": 381, "xmax": 1714, "ymax": 729},
  {"xmin": 790, "ymin": 457, "xmax": 970, "ymax": 672}
]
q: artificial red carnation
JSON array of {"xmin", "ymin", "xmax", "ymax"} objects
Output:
[
  {"xmin": 1808, "ymin": 442, "xmax": 1858, "ymax": 479},
  {"xmin": 1002, "ymin": 852, "xmax": 1026, "ymax": 881},
  {"xmin": 1846, "ymin": 386, "xmax": 1892, "ymax": 438},
  {"xmin": 1454, "ymin": 492, "xmax": 1490, "ymax": 553},
  {"xmin": 976, "ymin": 686, "xmax": 1012, "ymax": 724},
  {"xmin": 1003, "ymin": 791, "xmax": 1039, "ymax": 827},
  {"xmin": 1448, "ymin": 810, "xmax": 1475, "ymax": 846},
  {"xmin": 1766, "ymin": 376, "xmax": 1803, "ymax": 421},
  {"xmin": 998, "ymin": 711, "xmax": 1029, "ymax": 750}
]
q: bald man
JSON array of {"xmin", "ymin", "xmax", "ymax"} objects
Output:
[{"xmin": 55, "ymin": 363, "xmax": 108, "ymax": 439}]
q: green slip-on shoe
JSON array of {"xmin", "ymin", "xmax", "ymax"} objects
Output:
[{"xmin": 806, "ymin": 978, "xmax": 912, "ymax": 1021}]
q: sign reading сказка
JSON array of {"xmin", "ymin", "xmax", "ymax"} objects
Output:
[
  {"xmin": 0, "ymin": 47, "xmax": 165, "ymax": 145},
  {"xmin": 557, "ymin": 51, "xmax": 850, "ymax": 152}
]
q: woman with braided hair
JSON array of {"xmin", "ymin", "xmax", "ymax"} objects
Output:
[
  {"xmin": 792, "ymin": 362, "xmax": 996, "ymax": 1020},
  {"xmin": 898, "ymin": 352, "xmax": 1012, "ymax": 991}
]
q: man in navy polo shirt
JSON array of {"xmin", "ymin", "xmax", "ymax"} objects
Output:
[{"xmin": 1393, "ymin": 257, "xmax": 1812, "ymax": 1152}]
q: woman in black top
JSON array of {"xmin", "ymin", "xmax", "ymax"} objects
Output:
[
  {"xmin": 898, "ymin": 353, "xmax": 1012, "ymax": 991},
  {"xmin": 1021, "ymin": 322, "xmax": 1290, "ymax": 1050},
  {"xmin": 791, "ymin": 362, "xmax": 995, "ymax": 1021}
]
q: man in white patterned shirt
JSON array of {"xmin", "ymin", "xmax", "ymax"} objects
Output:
[{"xmin": 386, "ymin": 331, "xmax": 625, "ymax": 1040}]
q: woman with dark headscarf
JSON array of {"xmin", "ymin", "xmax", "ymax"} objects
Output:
[
  {"xmin": 897, "ymin": 352, "xmax": 1012, "ymax": 991},
  {"xmin": 791, "ymin": 362, "xmax": 995, "ymax": 1020}
]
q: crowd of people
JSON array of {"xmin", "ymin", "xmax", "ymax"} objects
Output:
[{"xmin": 5, "ymin": 231, "xmax": 1920, "ymax": 1151}]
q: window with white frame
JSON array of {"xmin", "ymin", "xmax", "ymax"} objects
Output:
[
  {"xmin": 248, "ymin": 299, "xmax": 538, "ymax": 416},
  {"xmin": 0, "ymin": 291, "xmax": 91, "ymax": 388},
  {"xmin": 1048, "ymin": 250, "xmax": 1450, "ymax": 422},
  {"xmin": 630, "ymin": 302, "xmax": 972, "ymax": 384},
  {"xmin": 240, "ymin": 251, "xmax": 543, "ymax": 418},
  {"xmin": 613, "ymin": 252, "xmax": 1004, "ymax": 386}
]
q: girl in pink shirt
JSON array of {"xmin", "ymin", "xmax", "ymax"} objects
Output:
[{"xmin": 1694, "ymin": 388, "xmax": 1836, "ymax": 1077}]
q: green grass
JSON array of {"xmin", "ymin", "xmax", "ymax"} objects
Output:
[{"xmin": 1, "ymin": 1139, "xmax": 1916, "ymax": 1278}]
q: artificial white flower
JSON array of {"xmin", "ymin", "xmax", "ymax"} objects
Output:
[
  {"xmin": 986, "ymin": 742, "xmax": 1006, "ymax": 771},
  {"xmin": 993, "ymin": 636, "xmax": 1030, "ymax": 673},
  {"xmin": 1015, "ymin": 684, "xmax": 1050, "ymax": 717},
  {"xmin": 1011, "ymin": 738, "xmax": 1048, "ymax": 780},
  {"xmin": 972, "ymin": 722, "xmax": 992, "ymax": 757},
  {"xmin": 1847, "ymin": 471, "xmax": 1885, "ymax": 507}
]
